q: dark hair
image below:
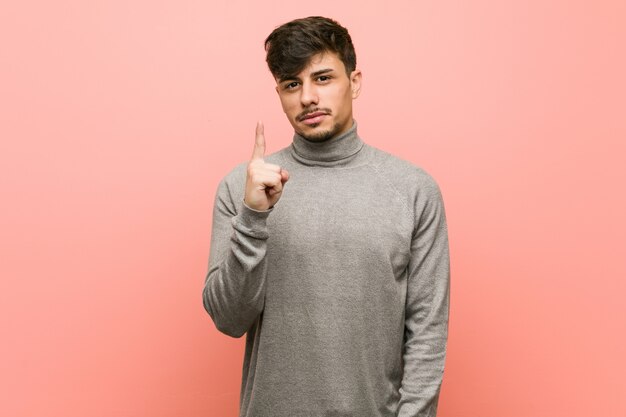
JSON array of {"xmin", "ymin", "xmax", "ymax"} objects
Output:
[{"xmin": 264, "ymin": 16, "xmax": 357, "ymax": 81}]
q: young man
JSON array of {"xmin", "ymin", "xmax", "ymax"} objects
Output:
[{"xmin": 203, "ymin": 16, "xmax": 450, "ymax": 417}]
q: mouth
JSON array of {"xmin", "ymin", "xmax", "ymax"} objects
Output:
[{"xmin": 299, "ymin": 111, "xmax": 328, "ymax": 125}]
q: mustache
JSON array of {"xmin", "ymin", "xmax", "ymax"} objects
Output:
[{"xmin": 296, "ymin": 108, "xmax": 332, "ymax": 122}]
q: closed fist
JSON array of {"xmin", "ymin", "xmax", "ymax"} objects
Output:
[{"xmin": 244, "ymin": 122, "xmax": 290, "ymax": 211}]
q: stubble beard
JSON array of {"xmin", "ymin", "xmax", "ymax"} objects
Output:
[{"xmin": 298, "ymin": 122, "xmax": 341, "ymax": 143}]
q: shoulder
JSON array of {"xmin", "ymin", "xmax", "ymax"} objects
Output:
[
  {"xmin": 366, "ymin": 145, "xmax": 446, "ymax": 231},
  {"xmin": 367, "ymin": 145, "xmax": 443, "ymax": 199},
  {"xmin": 217, "ymin": 161, "xmax": 246, "ymax": 196}
]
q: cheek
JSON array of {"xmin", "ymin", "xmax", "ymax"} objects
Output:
[
  {"xmin": 279, "ymin": 96, "xmax": 298, "ymax": 116},
  {"xmin": 327, "ymin": 93, "xmax": 350, "ymax": 117},
  {"xmin": 328, "ymin": 86, "xmax": 351, "ymax": 108}
]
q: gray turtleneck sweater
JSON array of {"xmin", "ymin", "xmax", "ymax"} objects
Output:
[{"xmin": 203, "ymin": 122, "xmax": 450, "ymax": 417}]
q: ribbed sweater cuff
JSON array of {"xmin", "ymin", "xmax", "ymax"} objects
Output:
[{"xmin": 231, "ymin": 201, "xmax": 273, "ymax": 240}]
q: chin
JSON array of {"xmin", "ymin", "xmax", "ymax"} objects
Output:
[{"xmin": 296, "ymin": 120, "xmax": 341, "ymax": 143}]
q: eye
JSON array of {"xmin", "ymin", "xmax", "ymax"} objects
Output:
[
  {"xmin": 317, "ymin": 75, "xmax": 331, "ymax": 82},
  {"xmin": 284, "ymin": 81, "xmax": 300, "ymax": 90}
]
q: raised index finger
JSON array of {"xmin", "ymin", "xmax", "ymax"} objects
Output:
[{"xmin": 252, "ymin": 121, "xmax": 266, "ymax": 160}]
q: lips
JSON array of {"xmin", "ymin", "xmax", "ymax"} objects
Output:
[
  {"xmin": 301, "ymin": 111, "xmax": 327, "ymax": 120},
  {"xmin": 300, "ymin": 111, "xmax": 328, "ymax": 125}
]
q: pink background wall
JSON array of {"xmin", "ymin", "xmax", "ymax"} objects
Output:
[{"xmin": 1, "ymin": 1, "xmax": 624, "ymax": 416}]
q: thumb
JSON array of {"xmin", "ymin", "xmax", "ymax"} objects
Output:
[{"xmin": 280, "ymin": 168, "xmax": 290, "ymax": 184}]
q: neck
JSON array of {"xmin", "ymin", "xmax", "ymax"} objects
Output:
[{"xmin": 290, "ymin": 120, "xmax": 364, "ymax": 166}]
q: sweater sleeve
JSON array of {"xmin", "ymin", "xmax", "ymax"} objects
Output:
[
  {"xmin": 397, "ymin": 180, "xmax": 450, "ymax": 417},
  {"xmin": 202, "ymin": 177, "xmax": 273, "ymax": 338}
]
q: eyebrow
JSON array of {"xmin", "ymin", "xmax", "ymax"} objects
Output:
[
  {"xmin": 280, "ymin": 68, "xmax": 335, "ymax": 83},
  {"xmin": 310, "ymin": 68, "xmax": 334, "ymax": 77}
]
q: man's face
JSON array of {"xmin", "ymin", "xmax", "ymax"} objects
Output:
[{"xmin": 275, "ymin": 52, "xmax": 362, "ymax": 142}]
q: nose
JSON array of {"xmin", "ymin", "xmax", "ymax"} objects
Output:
[{"xmin": 300, "ymin": 80, "xmax": 319, "ymax": 107}]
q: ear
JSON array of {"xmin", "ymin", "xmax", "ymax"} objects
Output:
[{"xmin": 349, "ymin": 69, "xmax": 362, "ymax": 99}]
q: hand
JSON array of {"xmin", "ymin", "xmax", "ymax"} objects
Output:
[{"xmin": 244, "ymin": 122, "xmax": 290, "ymax": 211}]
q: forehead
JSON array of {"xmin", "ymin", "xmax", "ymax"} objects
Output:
[{"xmin": 304, "ymin": 52, "xmax": 344, "ymax": 71}]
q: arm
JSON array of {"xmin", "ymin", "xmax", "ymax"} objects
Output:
[
  {"xmin": 202, "ymin": 122, "xmax": 289, "ymax": 338},
  {"xmin": 202, "ymin": 177, "xmax": 273, "ymax": 338},
  {"xmin": 397, "ymin": 181, "xmax": 450, "ymax": 417}
]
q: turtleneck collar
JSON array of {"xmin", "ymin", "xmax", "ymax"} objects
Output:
[{"xmin": 289, "ymin": 120, "xmax": 364, "ymax": 166}]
